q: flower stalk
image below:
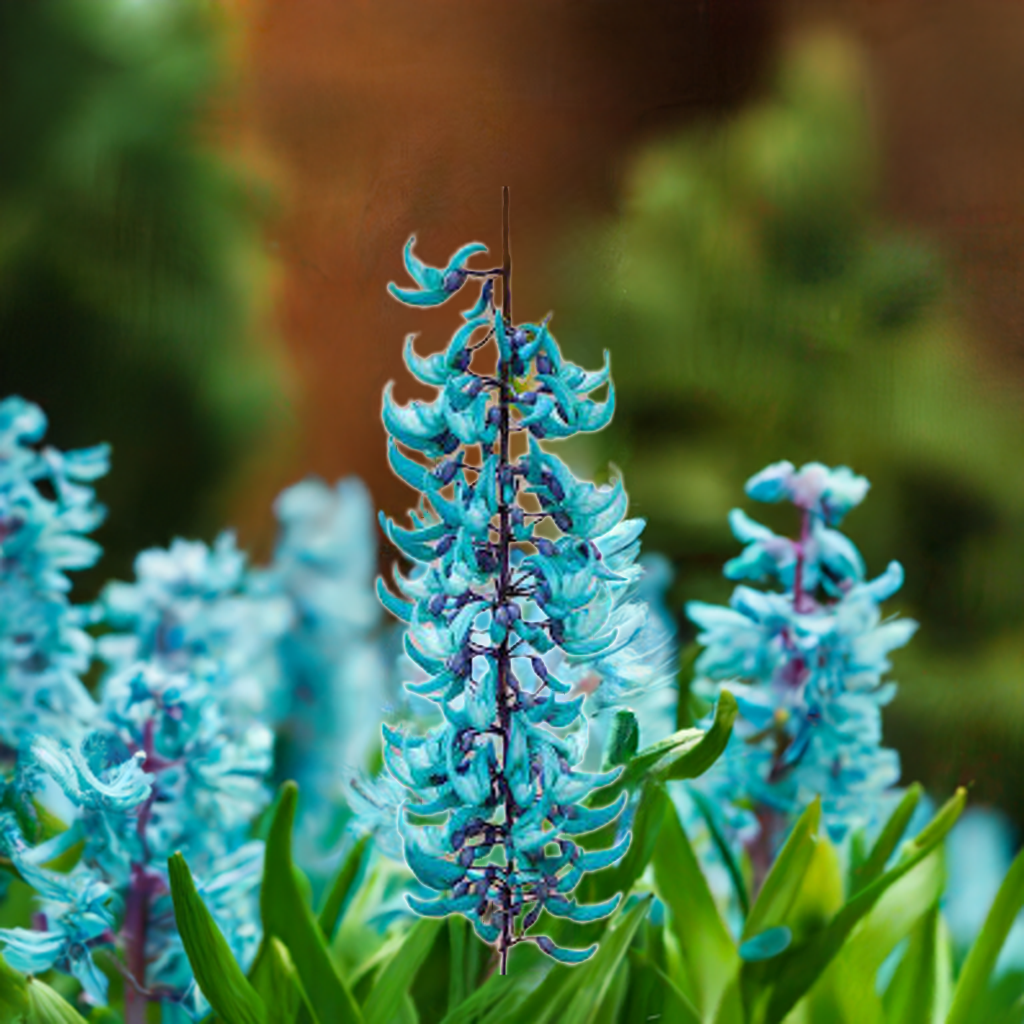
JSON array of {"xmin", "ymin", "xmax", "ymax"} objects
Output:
[{"xmin": 380, "ymin": 191, "xmax": 653, "ymax": 972}]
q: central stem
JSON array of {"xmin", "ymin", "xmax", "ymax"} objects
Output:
[
  {"xmin": 123, "ymin": 863, "xmax": 150, "ymax": 1024},
  {"xmin": 496, "ymin": 184, "xmax": 515, "ymax": 976}
]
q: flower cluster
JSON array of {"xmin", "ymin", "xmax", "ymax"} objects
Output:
[
  {"xmin": 686, "ymin": 461, "xmax": 916, "ymax": 845},
  {"xmin": 0, "ymin": 396, "xmax": 109, "ymax": 749},
  {"xmin": 259, "ymin": 477, "xmax": 389, "ymax": 861},
  {"xmin": 0, "ymin": 523, "xmax": 287, "ymax": 1022},
  {"xmin": 377, "ymin": 223, "xmax": 652, "ymax": 970}
]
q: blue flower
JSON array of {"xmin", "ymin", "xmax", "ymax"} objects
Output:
[
  {"xmin": 388, "ymin": 236, "xmax": 489, "ymax": 307},
  {"xmin": 0, "ymin": 395, "xmax": 109, "ymax": 746},
  {"xmin": 258, "ymin": 476, "xmax": 390, "ymax": 864},
  {"xmin": 686, "ymin": 462, "xmax": 915, "ymax": 845},
  {"xmin": 377, "ymin": 226, "xmax": 655, "ymax": 970}
]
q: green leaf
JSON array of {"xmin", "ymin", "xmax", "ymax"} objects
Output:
[
  {"xmin": 24, "ymin": 980, "xmax": 85, "ymax": 1024},
  {"xmin": 882, "ymin": 903, "xmax": 951, "ymax": 1024},
  {"xmin": 850, "ymin": 783, "xmax": 923, "ymax": 896},
  {"xmin": 249, "ymin": 938, "xmax": 307, "ymax": 1024},
  {"xmin": 0, "ymin": 954, "xmax": 27, "ymax": 1024},
  {"xmin": 626, "ymin": 950, "xmax": 702, "ymax": 1024},
  {"xmin": 799, "ymin": 848, "xmax": 944, "ymax": 1024},
  {"xmin": 262, "ymin": 782, "xmax": 364, "ymax": 1024},
  {"xmin": 317, "ymin": 835, "xmax": 370, "ymax": 942},
  {"xmin": 591, "ymin": 691, "xmax": 737, "ymax": 808},
  {"xmin": 362, "ymin": 918, "xmax": 442, "ymax": 1024},
  {"xmin": 561, "ymin": 895, "xmax": 654, "ymax": 1024},
  {"xmin": 690, "ymin": 786, "xmax": 751, "ymax": 917},
  {"xmin": 444, "ymin": 943, "xmax": 548, "ymax": 1024},
  {"xmin": 168, "ymin": 851, "xmax": 267, "ymax": 1024},
  {"xmin": 446, "ymin": 917, "xmax": 467, "ymax": 1013},
  {"xmin": 948, "ymin": 842, "xmax": 1024, "ymax": 1024},
  {"xmin": 758, "ymin": 787, "xmax": 966, "ymax": 1024},
  {"xmin": 653, "ymin": 796, "xmax": 739, "ymax": 1018},
  {"xmin": 742, "ymin": 799, "xmax": 821, "ymax": 942}
]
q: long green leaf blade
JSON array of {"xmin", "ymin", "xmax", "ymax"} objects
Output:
[
  {"xmin": 742, "ymin": 799, "xmax": 821, "ymax": 943},
  {"xmin": 168, "ymin": 852, "xmax": 267, "ymax": 1024},
  {"xmin": 761, "ymin": 787, "xmax": 966, "ymax": 1024},
  {"xmin": 653, "ymin": 797, "xmax": 739, "ymax": 1018},
  {"xmin": 561, "ymin": 896, "xmax": 654, "ymax": 1024},
  {"xmin": 262, "ymin": 782, "xmax": 364, "ymax": 1024},
  {"xmin": 363, "ymin": 918, "xmax": 442, "ymax": 1024},
  {"xmin": 851, "ymin": 784, "xmax": 923, "ymax": 897},
  {"xmin": 318, "ymin": 835, "xmax": 370, "ymax": 942},
  {"xmin": 947, "ymin": 842, "xmax": 1024, "ymax": 1024}
]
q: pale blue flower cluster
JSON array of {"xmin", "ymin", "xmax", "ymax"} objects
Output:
[
  {"xmin": 377, "ymin": 233, "xmax": 653, "ymax": 969},
  {"xmin": 686, "ymin": 461, "xmax": 916, "ymax": 844},
  {"xmin": 0, "ymin": 397, "xmax": 108, "ymax": 748},
  {"xmin": 259, "ymin": 477, "xmax": 390, "ymax": 861},
  {"xmin": 0, "ymin": 534, "xmax": 281, "ymax": 1018}
]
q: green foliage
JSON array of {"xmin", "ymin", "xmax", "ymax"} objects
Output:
[
  {"xmin": 556, "ymin": 29, "xmax": 1024, "ymax": 811},
  {"xmin": 0, "ymin": 0, "xmax": 289, "ymax": 588},
  {"xmin": 157, "ymin": 769, "xmax": 1024, "ymax": 1024}
]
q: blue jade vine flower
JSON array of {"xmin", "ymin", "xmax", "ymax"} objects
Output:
[
  {"xmin": 377, "ymin": 205, "xmax": 654, "ymax": 973},
  {"xmin": 0, "ymin": 396, "xmax": 109, "ymax": 749},
  {"xmin": 686, "ymin": 461, "xmax": 917, "ymax": 848}
]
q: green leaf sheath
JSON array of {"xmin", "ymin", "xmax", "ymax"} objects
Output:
[
  {"xmin": 168, "ymin": 852, "xmax": 267, "ymax": 1024},
  {"xmin": 262, "ymin": 782, "xmax": 364, "ymax": 1024}
]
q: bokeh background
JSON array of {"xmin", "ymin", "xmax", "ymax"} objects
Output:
[{"xmin": 5, "ymin": 0, "xmax": 1024, "ymax": 821}]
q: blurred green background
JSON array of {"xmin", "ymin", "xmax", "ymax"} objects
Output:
[{"xmin": 5, "ymin": 0, "xmax": 1024, "ymax": 820}]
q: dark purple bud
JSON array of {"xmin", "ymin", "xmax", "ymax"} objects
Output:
[
  {"xmin": 487, "ymin": 407, "xmax": 502, "ymax": 426},
  {"xmin": 536, "ymin": 354, "xmax": 553, "ymax": 375},
  {"xmin": 511, "ymin": 327, "xmax": 528, "ymax": 348},
  {"xmin": 528, "ymin": 423, "xmax": 547, "ymax": 439},
  {"xmin": 476, "ymin": 899, "xmax": 490, "ymax": 917},
  {"xmin": 535, "ymin": 538, "xmax": 556, "ymax": 557},
  {"xmin": 434, "ymin": 460, "xmax": 459, "ymax": 485},
  {"xmin": 536, "ymin": 936, "xmax": 557, "ymax": 956},
  {"xmin": 518, "ymin": 390, "xmax": 538, "ymax": 406},
  {"xmin": 549, "ymin": 619, "xmax": 565, "ymax": 644},
  {"xmin": 429, "ymin": 594, "xmax": 447, "ymax": 616},
  {"xmin": 511, "ymin": 508, "xmax": 525, "ymax": 529},
  {"xmin": 512, "ymin": 357, "xmax": 526, "ymax": 377},
  {"xmin": 451, "ymin": 829, "xmax": 466, "ymax": 850},
  {"xmin": 459, "ymin": 847, "xmax": 474, "ymax": 868},
  {"xmin": 506, "ymin": 602, "xmax": 521, "ymax": 622},
  {"xmin": 552, "ymin": 512, "xmax": 573, "ymax": 532},
  {"xmin": 465, "ymin": 376, "xmax": 485, "ymax": 397},
  {"xmin": 453, "ymin": 880, "xmax": 470, "ymax": 898},
  {"xmin": 532, "ymin": 657, "xmax": 549, "ymax": 681},
  {"xmin": 494, "ymin": 605, "xmax": 510, "ymax": 627},
  {"xmin": 435, "ymin": 534, "xmax": 455, "ymax": 556},
  {"xmin": 440, "ymin": 432, "xmax": 460, "ymax": 454},
  {"xmin": 428, "ymin": 773, "xmax": 447, "ymax": 787},
  {"xmin": 454, "ymin": 349, "xmax": 472, "ymax": 372},
  {"xmin": 443, "ymin": 268, "xmax": 468, "ymax": 293}
]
